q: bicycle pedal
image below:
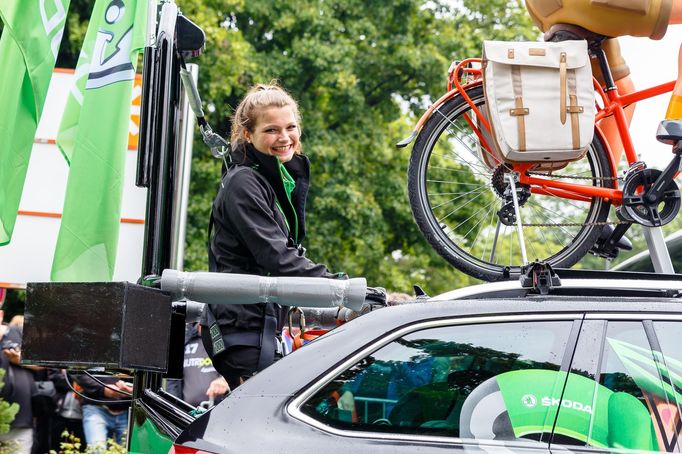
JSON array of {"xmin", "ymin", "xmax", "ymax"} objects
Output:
[
  {"xmin": 589, "ymin": 223, "xmax": 632, "ymax": 259},
  {"xmin": 656, "ymin": 120, "xmax": 682, "ymax": 146}
]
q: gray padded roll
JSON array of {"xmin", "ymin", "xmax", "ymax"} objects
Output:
[{"xmin": 160, "ymin": 270, "xmax": 366, "ymax": 311}]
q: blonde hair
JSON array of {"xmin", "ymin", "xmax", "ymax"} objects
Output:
[{"xmin": 230, "ymin": 82, "xmax": 302, "ymax": 152}]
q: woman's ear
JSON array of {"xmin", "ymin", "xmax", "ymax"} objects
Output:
[{"xmin": 243, "ymin": 130, "xmax": 251, "ymax": 143}]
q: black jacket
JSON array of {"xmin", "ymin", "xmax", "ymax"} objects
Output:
[
  {"xmin": 76, "ymin": 373, "xmax": 131, "ymax": 412},
  {"xmin": 205, "ymin": 143, "xmax": 338, "ymax": 332}
]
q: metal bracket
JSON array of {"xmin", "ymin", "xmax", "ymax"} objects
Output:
[
  {"xmin": 643, "ymin": 226, "xmax": 675, "ymax": 274},
  {"xmin": 506, "ymin": 174, "xmax": 528, "ymax": 265}
]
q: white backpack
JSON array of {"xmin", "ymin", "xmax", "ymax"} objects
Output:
[{"xmin": 482, "ymin": 40, "xmax": 596, "ymax": 166}]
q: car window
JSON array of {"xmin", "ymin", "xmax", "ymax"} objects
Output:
[
  {"xmin": 557, "ymin": 321, "xmax": 669, "ymax": 452},
  {"xmin": 651, "ymin": 321, "xmax": 682, "ymax": 451},
  {"xmin": 300, "ymin": 320, "xmax": 573, "ymax": 440}
]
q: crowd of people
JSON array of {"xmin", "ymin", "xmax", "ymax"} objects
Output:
[
  {"xmin": 0, "ymin": 310, "xmax": 229, "ymax": 453},
  {"xmin": 0, "ymin": 307, "xmax": 119, "ymax": 453}
]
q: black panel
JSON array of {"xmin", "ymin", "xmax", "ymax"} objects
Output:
[
  {"xmin": 23, "ymin": 282, "xmax": 171, "ymax": 372},
  {"xmin": 163, "ymin": 311, "xmax": 185, "ymax": 379}
]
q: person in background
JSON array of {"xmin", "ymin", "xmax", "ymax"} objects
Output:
[
  {"xmin": 0, "ymin": 308, "xmax": 35, "ymax": 454},
  {"xmin": 167, "ymin": 323, "xmax": 229, "ymax": 408},
  {"xmin": 75, "ymin": 372, "xmax": 132, "ymax": 450},
  {"xmin": 47, "ymin": 369, "xmax": 84, "ymax": 452}
]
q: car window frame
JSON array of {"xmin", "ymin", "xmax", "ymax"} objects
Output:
[
  {"xmin": 288, "ymin": 313, "xmax": 584, "ymax": 446},
  {"xmin": 551, "ymin": 312, "xmax": 682, "ymax": 453}
]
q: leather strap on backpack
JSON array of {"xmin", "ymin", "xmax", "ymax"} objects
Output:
[
  {"xmin": 509, "ymin": 65, "xmax": 529, "ymax": 151},
  {"xmin": 566, "ymin": 70, "xmax": 584, "ymax": 149}
]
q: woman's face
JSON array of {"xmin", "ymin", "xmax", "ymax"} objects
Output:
[{"xmin": 244, "ymin": 106, "xmax": 300, "ymax": 163}]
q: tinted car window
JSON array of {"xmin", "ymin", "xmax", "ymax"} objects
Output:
[
  {"xmin": 300, "ymin": 321, "xmax": 573, "ymax": 439},
  {"xmin": 558, "ymin": 321, "xmax": 665, "ymax": 451}
]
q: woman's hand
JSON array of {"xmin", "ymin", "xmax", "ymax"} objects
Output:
[
  {"xmin": 206, "ymin": 377, "xmax": 229, "ymax": 398},
  {"xmin": 2, "ymin": 348, "xmax": 20, "ymax": 366},
  {"xmin": 103, "ymin": 380, "xmax": 133, "ymax": 398}
]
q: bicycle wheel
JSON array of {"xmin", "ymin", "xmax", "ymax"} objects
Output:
[{"xmin": 408, "ymin": 84, "xmax": 613, "ymax": 281}]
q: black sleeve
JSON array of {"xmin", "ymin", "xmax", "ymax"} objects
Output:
[
  {"xmin": 47, "ymin": 369, "xmax": 70, "ymax": 394},
  {"xmin": 165, "ymin": 379, "xmax": 183, "ymax": 399},
  {"xmin": 224, "ymin": 171, "xmax": 336, "ymax": 277},
  {"xmin": 75, "ymin": 374, "xmax": 106, "ymax": 399}
]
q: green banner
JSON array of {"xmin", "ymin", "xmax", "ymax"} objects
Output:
[
  {"xmin": 0, "ymin": 0, "xmax": 70, "ymax": 245},
  {"xmin": 51, "ymin": 0, "xmax": 147, "ymax": 281}
]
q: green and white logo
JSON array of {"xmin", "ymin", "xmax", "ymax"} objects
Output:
[{"xmin": 521, "ymin": 394, "xmax": 537, "ymax": 408}]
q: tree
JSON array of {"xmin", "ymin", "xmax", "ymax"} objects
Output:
[
  {"xmin": 58, "ymin": 0, "xmax": 537, "ymax": 294},
  {"xmin": 0, "ymin": 369, "xmax": 19, "ymax": 436}
]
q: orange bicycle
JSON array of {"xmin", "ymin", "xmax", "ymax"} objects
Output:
[{"xmin": 399, "ymin": 30, "xmax": 680, "ymax": 281}]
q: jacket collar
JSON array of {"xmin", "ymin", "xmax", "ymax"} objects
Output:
[{"xmin": 230, "ymin": 142, "xmax": 309, "ymax": 244}]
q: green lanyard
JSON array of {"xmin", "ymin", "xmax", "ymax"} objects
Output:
[{"xmin": 275, "ymin": 162, "xmax": 298, "ymax": 243}]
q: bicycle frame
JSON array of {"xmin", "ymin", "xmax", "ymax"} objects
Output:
[{"xmin": 408, "ymin": 57, "xmax": 675, "ymax": 207}]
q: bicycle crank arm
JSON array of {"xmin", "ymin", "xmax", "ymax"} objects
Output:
[{"xmin": 643, "ymin": 152, "xmax": 682, "ymax": 204}]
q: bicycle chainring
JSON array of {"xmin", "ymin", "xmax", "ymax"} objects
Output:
[{"xmin": 621, "ymin": 168, "xmax": 681, "ymax": 227}]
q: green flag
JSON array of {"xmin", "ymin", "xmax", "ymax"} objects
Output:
[
  {"xmin": 0, "ymin": 0, "xmax": 70, "ymax": 245},
  {"xmin": 51, "ymin": 0, "xmax": 148, "ymax": 281}
]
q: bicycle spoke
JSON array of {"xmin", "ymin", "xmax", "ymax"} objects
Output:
[
  {"xmin": 531, "ymin": 208, "xmax": 572, "ymax": 249},
  {"xmin": 430, "ymin": 191, "xmax": 490, "ymax": 196},
  {"xmin": 435, "ymin": 188, "xmax": 490, "ymax": 224},
  {"xmin": 426, "ymin": 179, "xmax": 488, "ymax": 186},
  {"xmin": 429, "ymin": 152, "xmax": 491, "ymax": 178},
  {"xmin": 472, "ymin": 203, "xmax": 498, "ymax": 261},
  {"xmin": 526, "ymin": 199, "xmax": 586, "ymax": 233},
  {"xmin": 449, "ymin": 198, "xmax": 498, "ymax": 232},
  {"xmin": 526, "ymin": 201, "xmax": 577, "ymax": 240},
  {"xmin": 448, "ymin": 115, "xmax": 497, "ymax": 168},
  {"xmin": 435, "ymin": 143, "xmax": 491, "ymax": 175},
  {"xmin": 487, "ymin": 215, "xmax": 503, "ymax": 263},
  {"xmin": 429, "ymin": 164, "xmax": 492, "ymax": 177},
  {"xmin": 531, "ymin": 190, "xmax": 591, "ymax": 212},
  {"xmin": 433, "ymin": 107, "xmax": 492, "ymax": 173},
  {"xmin": 431, "ymin": 186, "xmax": 488, "ymax": 210},
  {"xmin": 462, "ymin": 200, "xmax": 497, "ymax": 247},
  {"xmin": 526, "ymin": 205, "xmax": 554, "ymax": 247}
]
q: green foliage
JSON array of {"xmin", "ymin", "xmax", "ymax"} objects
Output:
[
  {"xmin": 49, "ymin": 431, "xmax": 126, "ymax": 454},
  {"xmin": 61, "ymin": 0, "xmax": 536, "ymax": 295},
  {"xmin": 0, "ymin": 369, "xmax": 19, "ymax": 437}
]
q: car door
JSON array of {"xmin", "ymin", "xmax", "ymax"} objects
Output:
[
  {"xmin": 290, "ymin": 313, "xmax": 582, "ymax": 453},
  {"xmin": 550, "ymin": 313, "xmax": 682, "ymax": 454}
]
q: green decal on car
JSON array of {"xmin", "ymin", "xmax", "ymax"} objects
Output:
[{"xmin": 496, "ymin": 368, "xmax": 657, "ymax": 450}]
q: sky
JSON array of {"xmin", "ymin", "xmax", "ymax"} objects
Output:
[{"xmin": 619, "ymin": 26, "xmax": 682, "ymax": 169}]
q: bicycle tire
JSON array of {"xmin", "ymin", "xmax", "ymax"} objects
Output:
[{"xmin": 408, "ymin": 84, "xmax": 613, "ymax": 281}]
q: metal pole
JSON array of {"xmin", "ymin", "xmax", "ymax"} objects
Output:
[
  {"xmin": 140, "ymin": 1, "xmax": 178, "ymax": 279},
  {"xmin": 643, "ymin": 226, "xmax": 675, "ymax": 274},
  {"xmin": 169, "ymin": 63, "xmax": 198, "ymax": 271},
  {"xmin": 506, "ymin": 174, "xmax": 528, "ymax": 265}
]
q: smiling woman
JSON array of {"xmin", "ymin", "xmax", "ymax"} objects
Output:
[
  {"xmin": 244, "ymin": 106, "xmax": 300, "ymax": 163},
  {"xmin": 201, "ymin": 83, "xmax": 348, "ymax": 391}
]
